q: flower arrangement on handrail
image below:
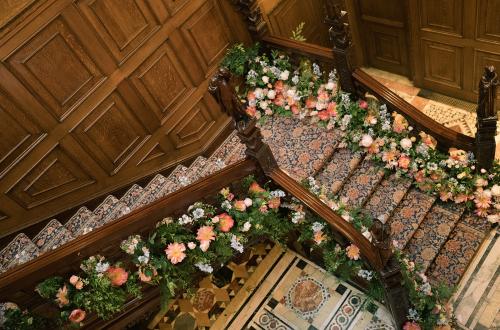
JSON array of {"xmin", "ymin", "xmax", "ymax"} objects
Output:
[
  {"xmin": 1, "ymin": 176, "xmax": 454, "ymax": 329},
  {"xmin": 222, "ymin": 43, "xmax": 500, "ymax": 222}
]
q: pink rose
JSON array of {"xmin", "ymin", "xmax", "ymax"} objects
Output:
[
  {"xmin": 218, "ymin": 213, "xmax": 234, "ymax": 232},
  {"xmin": 69, "ymin": 309, "xmax": 86, "ymax": 323},
  {"xmin": 359, "ymin": 100, "xmax": 368, "ymax": 109},
  {"xmin": 106, "ymin": 267, "xmax": 129, "ymax": 286}
]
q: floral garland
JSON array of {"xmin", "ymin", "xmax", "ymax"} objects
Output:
[
  {"xmin": 222, "ymin": 43, "xmax": 500, "ymax": 222},
  {"xmin": 1, "ymin": 177, "xmax": 456, "ymax": 329}
]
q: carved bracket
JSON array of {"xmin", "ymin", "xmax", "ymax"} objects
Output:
[{"xmin": 230, "ymin": 0, "xmax": 268, "ymax": 40}]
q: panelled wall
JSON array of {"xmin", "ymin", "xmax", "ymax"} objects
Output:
[{"xmin": 0, "ymin": 0, "xmax": 250, "ymax": 237}]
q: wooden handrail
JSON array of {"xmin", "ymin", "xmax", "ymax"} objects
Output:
[
  {"xmin": 353, "ymin": 68, "xmax": 476, "ymax": 152},
  {"xmin": 269, "ymin": 168, "xmax": 383, "ymax": 271},
  {"xmin": 261, "ymin": 35, "xmax": 334, "ymax": 63}
]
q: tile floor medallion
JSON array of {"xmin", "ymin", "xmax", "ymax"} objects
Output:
[{"xmin": 284, "ymin": 275, "xmax": 331, "ymax": 322}]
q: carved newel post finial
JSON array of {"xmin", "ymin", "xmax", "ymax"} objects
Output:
[
  {"xmin": 209, "ymin": 68, "xmax": 278, "ymax": 174},
  {"xmin": 231, "ymin": 0, "xmax": 268, "ymax": 41},
  {"xmin": 476, "ymin": 66, "xmax": 499, "ymax": 170},
  {"xmin": 324, "ymin": 1, "xmax": 357, "ymax": 95}
]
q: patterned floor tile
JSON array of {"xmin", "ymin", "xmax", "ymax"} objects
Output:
[
  {"xmin": 315, "ymin": 148, "xmax": 363, "ymax": 195},
  {"xmin": 260, "ymin": 116, "xmax": 342, "ymax": 181},
  {"xmin": 32, "ymin": 219, "xmax": 74, "ymax": 253},
  {"xmin": 65, "ymin": 207, "xmax": 100, "ymax": 236},
  {"xmin": 404, "ymin": 204, "xmax": 465, "ymax": 272},
  {"xmin": 364, "ymin": 174, "xmax": 412, "ymax": 223},
  {"xmin": 428, "ymin": 223, "xmax": 486, "ymax": 287},
  {"xmin": 0, "ymin": 233, "xmax": 40, "ymax": 274},
  {"xmin": 337, "ymin": 158, "xmax": 385, "ymax": 208},
  {"xmin": 388, "ymin": 188, "xmax": 436, "ymax": 248},
  {"xmin": 120, "ymin": 184, "xmax": 144, "ymax": 211}
]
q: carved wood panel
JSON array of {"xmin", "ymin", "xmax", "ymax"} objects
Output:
[
  {"xmin": 422, "ymin": 40, "xmax": 463, "ymax": 89},
  {"xmin": 0, "ymin": 0, "xmax": 249, "ymax": 237},
  {"xmin": 420, "ymin": 0, "xmax": 463, "ymax": 36},
  {"xmin": 477, "ymin": 0, "xmax": 500, "ymax": 44}
]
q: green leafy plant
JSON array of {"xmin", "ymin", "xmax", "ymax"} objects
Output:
[{"xmin": 290, "ymin": 22, "xmax": 307, "ymax": 42}]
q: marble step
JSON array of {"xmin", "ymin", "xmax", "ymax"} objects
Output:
[
  {"xmin": 93, "ymin": 195, "xmax": 131, "ymax": 225},
  {"xmin": 65, "ymin": 206, "xmax": 100, "ymax": 236},
  {"xmin": 315, "ymin": 148, "xmax": 363, "ymax": 195},
  {"xmin": 337, "ymin": 158, "xmax": 385, "ymax": 208},
  {"xmin": 388, "ymin": 188, "xmax": 436, "ymax": 249},
  {"xmin": 120, "ymin": 184, "xmax": 145, "ymax": 212},
  {"xmin": 427, "ymin": 220, "xmax": 487, "ymax": 287},
  {"xmin": 32, "ymin": 219, "xmax": 74, "ymax": 253},
  {"xmin": 404, "ymin": 203, "xmax": 466, "ymax": 272},
  {"xmin": 261, "ymin": 116, "xmax": 341, "ymax": 181},
  {"xmin": 0, "ymin": 233, "xmax": 40, "ymax": 274},
  {"xmin": 364, "ymin": 174, "xmax": 412, "ymax": 223}
]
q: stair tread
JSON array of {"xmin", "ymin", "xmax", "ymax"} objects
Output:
[
  {"xmin": 120, "ymin": 184, "xmax": 144, "ymax": 211},
  {"xmin": 261, "ymin": 116, "xmax": 341, "ymax": 180},
  {"xmin": 33, "ymin": 219, "xmax": 74, "ymax": 253},
  {"xmin": 315, "ymin": 148, "xmax": 363, "ymax": 195},
  {"xmin": 208, "ymin": 130, "xmax": 244, "ymax": 166},
  {"xmin": 65, "ymin": 207, "xmax": 100, "ymax": 236},
  {"xmin": 365, "ymin": 174, "xmax": 412, "ymax": 223},
  {"xmin": 0, "ymin": 233, "xmax": 40, "ymax": 273},
  {"xmin": 389, "ymin": 188, "xmax": 436, "ymax": 248},
  {"xmin": 135, "ymin": 174, "xmax": 170, "ymax": 207},
  {"xmin": 93, "ymin": 195, "xmax": 130, "ymax": 225},
  {"xmin": 427, "ymin": 221, "xmax": 487, "ymax": 286},
  {"xmin": 337, "ymin": 158, "xmax": 385, "ymax": 207},
  {"xmin": 404, "ymin": 203, "xmax": 466, "ymax": 272}
]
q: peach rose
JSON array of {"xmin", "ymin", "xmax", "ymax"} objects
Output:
[
  {"xmin": 56, "ymin": 285, "xmax": 69, "ymax": 307},
  {"xmin": 233, "ymin": 200, "xmax": 247, "ymax": 212},
  {"xmin": 313, "ymin": 230, "xmax": 327, "ymax": 245},
  {"xmin": 392, "ymin": 113, "xmax": 408, "ymax": 133},
  {"xmin": 318, "ymin": 110, "xmax": 330, "ymax": 121},
  {"xmin": 346, "ymin": 244, "xmax": 360, "ymax": 260},
  {"xmin": 246, "ymin": 106, "xmax": 256, "ymax": 117},
  {"xmin": 398, "ymin": 155, "xmax": 411, "ymax": 169},
  {"xmin": 268, "ymin": 197, "xmax": 281, "ymax": 209},
  {"xmin": 403, "ymin": 322, "xmax": 421, "ymax": 330},
  {"xmin": 106, "ymin": 267, "xmax": 129, "ymax": 286},
  {"xmin": 69, "ymin": 309, "xmax": 86, "ymax": 323},
  {"xmin": 218, "ymin": 213, "xmax": 234, "ymax": 232},
  {"xmin": 69, "ymin": 275, "xmax": 84, "ymax": 290},
  {"xmin": 138, "ymin": 268, "xmax": 157, "ymax": 282},
  {"xmin": 249, "ymin": 182, "xmax": 265, "ymax": 194},
  {"xmin": 165, "ymin": 243, "xmax": 186, "ymax": 264},
  {"xmin": 327, "ymin": 102, "xmax": 337, "ymax": 117},
  {"xmin": 419, "ymin": 131, "xmax": 437, "ymax": 149},
  {"xmin": 305, "ymin": 97, "xmax": 317, "ymax": 109}
]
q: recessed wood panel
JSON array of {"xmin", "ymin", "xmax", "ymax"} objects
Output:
[
  {"xmin": 77, "ymin": 0, "xmax": 159, "ymax": 63},
  {"xmin": 72, "ymin": 90, "xmax": 151, "ymax": 175},
  {"xmin": 420, "ymin": 0, "xmax": 463, "ymax": 36},
  {"xmin": 0, "ymin": 90, "xmax": 46, "ymax": 178},
  {"xmin": 7, "ymin": 146, "xmax": 96, "ymax": 209},
  {"xmin": 162, "ymin": 0, "xmax": 189, "ymax": 16},
  {"xmin": 473, "ymin": 50, "xmax": 500, "ymax": 100},
  {"xmin": 6, "ymin": 17, "xmax": 105, "ymax": 122},
  {"xmin": 181, "ymin": 1, "xmax": 232, "ymax": 75},
  {"xmin": 477, "ymin": 0, "xmax": 500, "ymax": 44},
  {"xmin": 130, "ymin": 42, "xmax": 194, "ymax": 123},
  {"xmin": 422, "ymin": 40, "xmax": 463, "ymax": 89},
  {"xmin": 168, "ymin": 95, "xmax": 217, "ymax": 149}
]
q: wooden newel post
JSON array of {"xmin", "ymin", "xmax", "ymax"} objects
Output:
[
  {"xmin": 324, "ymin": 1, "xmax": 357, "ymax": 96},
  {"xmin": 209, "ymin": 68, "xmax": 278, "ymax": 175},
  {"xmin": 231, "ymin": 0, "xmax": 268, "ymax": 41},
  {"xmin": 476, "ymin": 66, "xmax": 498, "ymax": 170},
  {"xmin": 371, "ymin": 220, "xmax": 410, "ymax": 328}
]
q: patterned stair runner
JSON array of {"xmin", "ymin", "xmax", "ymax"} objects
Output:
[
  {"xmin": 337, "ymin": 158, "xmax": 385, "ymax": 208},
  {"xmin": 32, "ymin": 219, "xmax": 74, "ymax": 253},
  {"xmin": 404, "ymin": 204, "xmax": 466, "ymax": 272},
  {"xmin": 65, "ymin": 207, "xmax": 100, "ymax": 236},
  {"xmin": 315, "ymin": 148, "xmax": 363, "ymax": 195}
]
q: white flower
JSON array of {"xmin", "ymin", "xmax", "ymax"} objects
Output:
[
  {"xmin": 259, "ymin": 101, "xmax": 268, "ymax": 110},
  {"xmin": 187, "ymin": 242, "xmax": 196, "ymax": 249},
  {"xmin": 270, "ymin": 189, "xmax": 286, "ymax": 198},
  {"xmin": 408, "ymin": 308, "xmax": 420, "ymax": 321},
  {"xmin": 221, "ymin": 200, "xmax": 232, "ymax": 210},
  {"xmin": 491, "ymin": 184, "xmax": 500, "ymax": 197},
  {"xmin": 286, "ymin": 89, "xmax": 296, "ymax": 98},
  {"xmin": 291, "ymin": 75, "xmax": 299, "ymax": 84},
  {"xmin": 95, "ymin": 261, "xmax": 110, "ymax": 273},
  {"xmin": 357, "ymin": 269, "xmax": 373, "ymax": 281},
  {"xmin": 262, "ymin": 76, "xmax": 269, "ymax": 84},
  {"xmin": 244, "ymin": 198, "xmax": 253, "ymax": 207},
  {"xmin": 312, "ymin": 222, "xmax": 324, "ymax": 232},
  {"xmin": 178, "ymin": 214, "xmax": 193, "ymax": 225},
  {"xmin": 254, "ymin": 88, "xmax": 264, "ymax": 99},
  {"xmin": 195, "ymin": 262, "xmax": 213, "ymax": 273},
  {"xmin": 242, "ymin": 221, "xmax": 252, "ymax": 232},
  {"xmin": 280, "ymin": 70, "xmax": 289, "ymax": 80},
  {"xmin": 359, "ymin": 134, "xmax": 373, "ymax": 148},
  {"xmin": 230, "ymin": 235, "xmax": 244, "ymax": 253},
  {"xmin": 326, "ymin": 81, "xmax": 335, "ymax": 90},
  {"xmin": 400, "ymin": 138, "xmax": 412, "ymax": 150},
  {"xmin": 138, "ymin": 255, "xmax": 149, "ymax": 265},
  {"xmin": 192, "ymin": 208, "xmax": 205, "ymax": 219},
  {"xmin": 267, "ymin": 90, "xmax": 276, "ymax": 99}
]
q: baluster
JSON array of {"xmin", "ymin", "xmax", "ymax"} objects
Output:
[
  {"xmin": 324, "ymin": 1, "xmax": 357, "ymax": 96},
  {"xmin": 209, "ymin": 68, "xmax": 278, "ymax": 175},
  {"xmin": 476, "ymin": 66, "xmax": 499, "ymax": 170},
  {"xmin": 231, "ymin": 0, "xmax": 268, "ymax": 41}
]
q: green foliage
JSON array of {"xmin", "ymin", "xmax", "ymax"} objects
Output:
[
  {"xmin": 35, "ymin": 276, "xmax": 63, "ymax": 300},
  {"xmin": 221, "ymin": 43, "xmax": 260, "ymax": 76},
  {"xmin": 290, "ymin": 22, "xmax": 306, "ymax": 42}
]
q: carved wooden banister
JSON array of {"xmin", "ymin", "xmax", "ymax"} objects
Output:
[{"xmin": 476, "ymin": 66, "xmax": 499, "ymax": 170}]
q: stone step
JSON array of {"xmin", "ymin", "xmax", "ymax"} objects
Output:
[
  {"xmin": 65, "ymin": 206, "xmax": 100, "ymax": 236},
  {"xmin": 337, "ymin": 158, "xmax": 385, "ymax": 208},
  {"xmin": 404, "ymin": 203, "xmax": 466, "ymax": 272},
  {"xmin": 388, "ymin": 188, "xmax": 436, "ymax": 249},
  {"xmin": 364, "ymin": 174, "xmax": 412, "ymax": 223},
  {"xmin": 315, "ymin": 148, "xmax": 363, "ymax": 195},
  {"xmin": 32, "ymin": 219, "xmax": 74, "ymax": 253},
  {"xmin": 0, "ymin": 233, "xmax": 40, "ymax": 274}
]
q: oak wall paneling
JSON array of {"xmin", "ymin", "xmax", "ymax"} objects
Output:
[{"xmin": 0, "ymin": 0, "xmax": 250, "ymax": 239}]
